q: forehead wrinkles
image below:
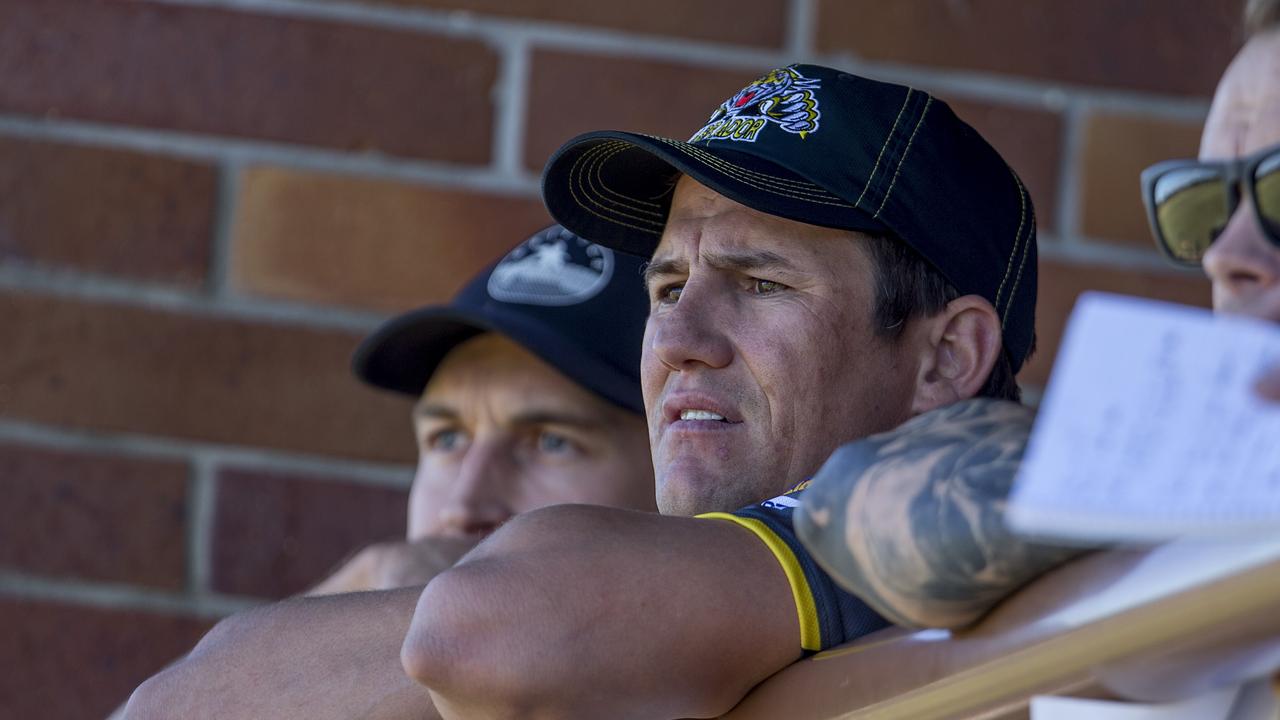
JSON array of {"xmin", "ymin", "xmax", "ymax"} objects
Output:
[{"xmin": 1202, "ymin": 32, "xmax": 1280, "ymax": 159}]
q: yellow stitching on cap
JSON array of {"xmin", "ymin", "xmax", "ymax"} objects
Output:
[
  {"xmin": 673, "ymin": 145, "xmax": 855, "ymax": 206},
  {"xmin": 873, "ymin": 96, "xmax": 933, "ymax": 219},
  {"xmin": 567, "ymin": 143, "xmax": 665, "ymax": 235},
  {"xmin": 654, "ymin": 137, "xmax": 829, "ymax": 192},
  {"xmin": 993, "ymin": 168, "xmax": 1028, "ymax": 314},
  {"xmin": 570, "ymin": 143, "xmax": 664, "ymax": 229},
  {"xmin": 658, "ymin": 139, "xmax": 842, "ymax": 200},
  {"xmin": 583, "ymin": 141, "xmax": 666, "ymax": 219},
  {"xmin": 854, "ymin": 87, "xmax": 913, "ymax": 210},
  {"xmin": 587, "ymin": 141, "xmax": 666, "ymax": 212},
  {"xmin": 1001, "ymin": 175, "xmax": 1033, "ymax": 330},
  {"xmin": 578, "ymin": 142, "xmax": 665, "ymax": 222},
  {"xmin": 663, "ymin": 142, "xmax": 855, "ymax": 207}
]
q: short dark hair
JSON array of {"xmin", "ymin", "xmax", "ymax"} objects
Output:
[
  {"xmin": 1246, "ymin": 0, "xmax": 1280, "ymax": 37},
  {"xmin": 862, "ymin": 234, "xmax": 1029, "ymax": 403}
]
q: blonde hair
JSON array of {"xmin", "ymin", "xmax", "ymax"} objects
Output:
[{"xmin": 1245, "ymin": 0, "xmax": 1280, "ymax": 37}]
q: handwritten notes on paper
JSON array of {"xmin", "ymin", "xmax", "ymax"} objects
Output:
[{"xmin": 1008, "ymin": 293, "xmax": 1280, "ymax": 543}]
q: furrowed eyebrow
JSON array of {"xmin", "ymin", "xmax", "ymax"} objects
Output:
[
  {"xmin": 642, "ymin": 257, "xmax": 687, "ymax": 290},
  {"xmin": 642, "ymin": 250, "xmax": 800, "ymax": 289},
  {"xmin": 703, "ymin": 249, "xmax": 798, "ymax": 275}
]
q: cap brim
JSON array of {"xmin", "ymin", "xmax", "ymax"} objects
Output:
[
  {"xmin": 352, "ymin": 306, "xmax": 491, "ymax": 397},
  {"xmin": 543, "ymin": 130, "xmax": 888, "ymax": 257},
  {"xmin": 352, "ymin": 303, "xmax": 645, "ymax": 414}
]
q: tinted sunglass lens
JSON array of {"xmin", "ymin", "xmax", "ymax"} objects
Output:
[
  {"xmin": 1153, "ymin": 168, "xmax": 1229, "ymax": 263},
  {"xmin": 1253, "ymin": 152, "xmax": 1280, "ymax": 244}
]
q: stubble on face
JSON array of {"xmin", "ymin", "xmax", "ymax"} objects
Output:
[{"xmin": 642, "ymin": 177, "xmax": 919, "ymax": 517}]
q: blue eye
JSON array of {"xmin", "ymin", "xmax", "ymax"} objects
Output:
[
  {"xmin": 537, "ymin": 431, "xmax": 572, "ymax": 454},
  {"xmin": 427, "ymin": 429, "xmax": 465, "ymax": 452}
]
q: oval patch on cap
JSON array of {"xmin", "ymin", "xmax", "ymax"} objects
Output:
[{"xmin": 487, "ymin": 226, "xmax": 615, "ymax": 306}]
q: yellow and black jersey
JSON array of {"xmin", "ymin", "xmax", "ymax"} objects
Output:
[{"xmin": 699, "ymin": 481, "xmax": 888, "ymax": 653}]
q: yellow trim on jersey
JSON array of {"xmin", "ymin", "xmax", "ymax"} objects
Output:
[{"xmin": 698, "ymin": 511, "xmax": 822, "ymax": 652}]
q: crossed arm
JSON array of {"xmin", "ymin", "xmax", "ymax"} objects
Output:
[
  {"xmin": 122, "ymin": 508, "xmax": 800, "ymax": 720},
  {"xmin": 796, "ymin": 399, "xmax": 1088, "ymax": 630},
  {"xmin": 401, "ymin": 505, "xmax": 803, "ymax": 720},
  {"xmin": 124, "ymin": 588, "xmax": 438, "ymax": 720}
]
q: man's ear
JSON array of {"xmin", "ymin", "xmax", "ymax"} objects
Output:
[{"xmin": 909, "ymin": 295, "xmax": 1003, "ymax": 414}]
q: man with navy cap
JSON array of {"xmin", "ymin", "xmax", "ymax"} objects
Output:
[
  {"xmin": 400, "ymin": 65, "xmax": 1040, "ymax": 719},
  {"xmin": 127, "ymin": 66, "xmax": 1040, "ymax": 720},
  {"xmin": 124, "ymin": 226, "xmax": 656, "ymax": 719},
  {"xmin": 308, "ymin": 225, "xmax": 656, "ymax": 595}
]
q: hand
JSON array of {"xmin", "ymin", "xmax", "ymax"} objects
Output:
[
  {"xmin": 1254, "ymin": 365, "xmax": 1280, "ymax": 403},
  {"xmin": 307, "ymin": 536, "xmax": 481, "ymax": 596}
]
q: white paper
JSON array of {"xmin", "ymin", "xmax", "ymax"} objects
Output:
[
  {"xmin": 1229, "ymin": 677, "xmax": 1280, "ymax": 720},
  {"xmin": 1008, "ymin": 292, "xmax": 1280, "ymax": 544},
  {"xmin": 1038, "ymin": 536, "xmax": 1280, "ymax": 629},
  {"xmin": 1030, "ymin": 686, "xmax": 1239, "ymax": 720}
]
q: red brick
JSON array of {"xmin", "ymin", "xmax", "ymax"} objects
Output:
[
  {"xmin": 0, "ymin": 1, "xmax": 496, "ymax": 163},
  {"xmin": 816, "ymin": 0, "xmax": 1239, "ymax": 98},
  {"xmin": 945, "ymin": 98, "xmax": 1063, "ymax": 229},
  {"xmin": 0, "ymin": 443, "xmax": 188, "ymax": 589},
  {"xmin": 211, "ymin": 467, "xmax": 408, "ymax": 598},
  {"xmin": 331, "ymin": 0, "xmax": 789, "ymax": 47},
  {"xmin": 0, "ymin": 598, "xmax": 213, "ymax": 720},
  {"xmin": 1079, "ymin": 113, "xmax": 1206, "ymax": 250},
  {"xmin": 1019, "ymin": 259, "xmax": 1211, "ymax": 387},
  {"xmin": 231, "ymin": 168, "xmax": 551, "ymax": 312},
  {"xmin": 0, "ymin": 292, "xmax": 416, "ymax": 463},
  {"xmin": 524, "ymin": 51, "xmax": 751, "ymax": 171},
  {"xmin": 0, "ymin": 136, "xmax": 215, "ymax": 286}
]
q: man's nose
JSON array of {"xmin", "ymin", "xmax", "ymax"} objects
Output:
[
  {"xmin": 433, "ymin": 440, "xmax": 515, "ymax": 538},
  {"xmin": 1202, "ymin": 199, "xmax": 1278, "ymax": 293},
  {"xmin": 648, "ymin": 283, "xmax": 734, "ymax": 372}
]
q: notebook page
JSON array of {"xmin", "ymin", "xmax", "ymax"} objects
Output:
[{"xmin": 1007, "ymin": 292, "xmax": 1280, "ymax": 543}]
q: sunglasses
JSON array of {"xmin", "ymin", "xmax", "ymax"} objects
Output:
[{"xmin": 1141, "ymin": 141, "xmax": 1280, "ymax": 267}]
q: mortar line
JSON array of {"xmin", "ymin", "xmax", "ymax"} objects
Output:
[
  {"xmin": 0, "ymin": 260, "xmax": 388, "ymax": 332},
  {"xmin": 207, "ymin": 159, "xmax": 243, "ymax": 298},
  {"xmin": 493, "ymin": 36, "xmax": 535, "ymax": 180},
  {"xmin": 187, "ymin": 455, "xmax": 220, "ymax": 596},
  {"xmin": 1054, "ymin": 100, "xmax": 1089, "ymax": 246},
  {"xmin": 786, "ymin": 0, "xmax": 817, "ymax": 61},
  {"xmin": 0, "ymin": 571, "xmax": 261, "ymax": 620},
  {"xmin": 0, "ymin": 115, "xmax": 540, "ymax": 197},
  {"xmin": 0, "ymin": 418, "xmax": 414, "ymax": 488}
]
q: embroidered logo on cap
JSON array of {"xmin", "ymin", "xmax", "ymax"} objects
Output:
[
  {"xmin": 487, "ymin": 227, "xmax": 615, "ymax": 306},
  {"xmin": 689, "ymin": 66, "xmax": 822, "ymax": 144}
]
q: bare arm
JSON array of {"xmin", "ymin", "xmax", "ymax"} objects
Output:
[
  {"xmin": 796, "ymin": 398, "xmax": 1088, "ymax": 630},
  {"xmin": 401, "ymin": 504, "xmax": 801, "ymax": 720},
  {"xmin": 123, "ymin": 588, "xmax": 439, "ymax": 720},
  {"xmin": 308, "ymin": 536, "xmax": 479, "ymax": 596}
]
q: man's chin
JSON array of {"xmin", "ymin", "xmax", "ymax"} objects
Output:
[{"xmin": 656, "ymin": 461, "xmax": 769, "ymax": 518}]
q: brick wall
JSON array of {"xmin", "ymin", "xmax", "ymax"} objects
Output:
[{"xmin": 0, "ymin": 1, "xmax": 1242, "ymax": 717}]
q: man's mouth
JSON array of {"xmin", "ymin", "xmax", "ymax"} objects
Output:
[{"xmin": 679, "ymin": 409, "xmax": 727, "ymax": 422}]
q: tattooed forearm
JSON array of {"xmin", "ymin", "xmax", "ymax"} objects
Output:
[{"xmin": 796, "ymin": 398, "xmax": 1091, "ymax": 630}]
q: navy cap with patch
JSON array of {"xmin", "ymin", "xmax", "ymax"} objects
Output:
[
  {"xmin": 542, "ymin": 64, "xmax": 1037, "ymax": 373},
  {"xmin": 352, "ymin": 225, "xmax": 649, "ymax": 414}
]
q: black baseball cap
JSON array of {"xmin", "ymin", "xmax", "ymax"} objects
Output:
[
  {"xmin": 353, "ymin": 225, "xmax": 649, "ymax": 414},
  {"xmin": 542, "ymin": 64, "xmax": 1037, "ymax": 373}
]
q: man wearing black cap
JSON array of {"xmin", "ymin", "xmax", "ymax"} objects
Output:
[
  {"xmin": 400, "ymin": 64, "xmax": 1039, "ymax": 719},
  {"xmin": 309, "ymin": 225, "xmax": 656, "ymax": 595},
  {"xmin": 123, "ymin": 226, "xmax": 656, "ymax": 719}
]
